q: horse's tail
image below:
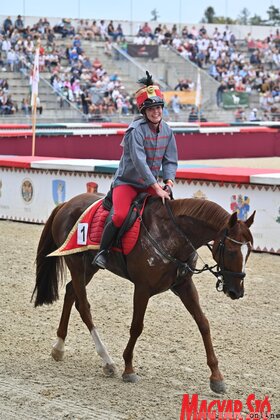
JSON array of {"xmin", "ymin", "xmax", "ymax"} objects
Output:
[{"xmin": 31, "ymin": 203, "xmax": 66, "ymax": 307}]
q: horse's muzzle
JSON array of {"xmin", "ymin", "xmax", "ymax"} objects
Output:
[{"xmin": 219, "ymin": 271, "xmax": 246, "ymax": 300}]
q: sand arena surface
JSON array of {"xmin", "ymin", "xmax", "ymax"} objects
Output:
[
  {"xmin": 0, "ymin": 156, "xmax": 279, "ymax": 419},
  {"xmin": 0, "ymin": 218, "xmax": 279, "ymax": 419}
]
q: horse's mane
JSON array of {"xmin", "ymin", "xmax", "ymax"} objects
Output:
[{"xmin": 170, "ymin": 198, "xmax": 230, "ymax": 231}]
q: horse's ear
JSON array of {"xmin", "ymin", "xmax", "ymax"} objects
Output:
[
  {"xmin": 228, "ymin": 211, "xmax": 238, "ymax": 228},
  {"xmin": 245, "ymin": 210, "xmax": 256, "ymax": 228}
]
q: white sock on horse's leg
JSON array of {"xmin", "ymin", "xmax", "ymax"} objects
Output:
[
  {"xmin": 52, "ymin": 337, "xmax": 65, "ymax": 361},
  {"xmin": 91, "ymin": 327, "xmax": 114, "ymax": 366}
]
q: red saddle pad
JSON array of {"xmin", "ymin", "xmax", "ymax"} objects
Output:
[{"xmin": 48, "ymin": 198, "xmax": 146, "ymax": 257}]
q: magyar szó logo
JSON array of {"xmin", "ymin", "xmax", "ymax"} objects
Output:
[
  {"xmin": 52, "ymin": 179, "xmax": 66, "ymax": 205},
  {"xmin": 180, "ymin": 393, "xmax": 272, "ymax": 420},
  {"xmin": 21, "ymin": 178, "xmax": 34, "ymax": 203}
]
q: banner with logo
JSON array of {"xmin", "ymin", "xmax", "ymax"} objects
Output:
[
  {"xmin": 127, "ymin": 44, "xmax": 159, "ymax": 58},
  {"xmin": 222, "ymin": 91, "xmax": 249, "ymax": 109}
]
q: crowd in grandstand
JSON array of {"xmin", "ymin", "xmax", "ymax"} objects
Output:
[{"xmin": 0, "ymin": 14, "xmax": 279, "ymax": 120}]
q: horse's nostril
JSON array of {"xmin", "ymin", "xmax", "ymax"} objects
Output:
[{"xmin": 229, "ymin": 291, "xmax": 238, "ymax": 300}]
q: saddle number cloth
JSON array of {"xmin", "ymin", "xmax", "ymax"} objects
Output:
[{"xmin": 48, "ymin": 198, "xmax": 144, "ymax": 257}]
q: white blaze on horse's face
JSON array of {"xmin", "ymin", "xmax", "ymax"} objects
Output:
[{"xmin": 241, "ymin": 243, "xmax": 249, "ymax": 273}]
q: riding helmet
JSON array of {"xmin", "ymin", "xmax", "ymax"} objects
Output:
[{"xmin": 135, "ymin": 71, "xmax": 165, "ymax": 113}]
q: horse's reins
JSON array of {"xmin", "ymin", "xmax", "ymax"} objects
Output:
[
  {"xmin": 136, "ymin": 201, "xmax": 217, "ymax": 278},
  {"xmin": 137, "ymin": 200, "xmax": 249, "ymax": 292}
]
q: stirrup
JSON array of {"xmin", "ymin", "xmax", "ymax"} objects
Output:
[{"xmin": 93, "ymin": 250, "xmax": 108, "ymax": 269}]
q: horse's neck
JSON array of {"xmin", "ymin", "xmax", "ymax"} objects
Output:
[{"xmin": 167, "ymin": 199, "xmax": 230, "ymax": 248}]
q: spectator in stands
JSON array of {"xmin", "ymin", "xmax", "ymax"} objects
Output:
[
  {"xmin": 23, "ymin": 36, "xmax": 34, "ymax": 59},
  {"xmin": 163, "ymin": 25, "xmax": 172, "ymax": 45},
  {"xmin": 249, "ymin": 108, "xmax": 259, "ymax": 121},
  {"xmin": 115, "ymin": 24, "xmax": 124, "ymax": 42},
  {"xmin": 174, "ymin": 79, "xmax": 190, "ymax": 91},
  {"xmin": 69, "ymin": 47, "xmax": 79, "ymax": 64},
  {"xmin": 54, "ymin": 18, "xmax": 74, "ymax": 38},
  {"xmin": 98, "ymin": 20, "xmax": 107, "ymax": 40},
  {"xmin": 0, "ymin": 93, "xmax": 17, "ymax": 114},
  {"xmin": 216, "ymin": 81, "xmax": 227, "ymax": 107},
  {"xmin": 154, "ymin": 23, "xmax": 162, "ymax": 39},
  {"xmin": 36, "ymin": 96, "xmax": 43, "ymax": 115},
  {"xmin": 80, "ymin": 90, "xmax": 91, "ymax": 115},
  {"xmin": 181, "ymin": 26, "xmax": 189, "ymax": 39},
  {"xmin": 118, "ymin": 38, "xmax": 128, "ymax": 53},
  {"xmin": 188, "ymin": 106, "xmax": 198, "ymax": 122},
  {"xmin": 234, "ymin": 106, "xmax": 246, "ymax": 122},
  {"xmin": 46, "ymin": 28, "xmax": 55, "ymax": 45},
  {"xmin": 71, "ymin": 79, "xmax": 82, "ymax": 100},
  {"xmin": 104, "ymin": 38, "xmax": 113, "ymax": 57},
  {"xmin": 0, "ymin": 78, "xmax": 9, "ymax": 93},
  {"xmin": 21, "ymin": 97, "xmax": 30, "ymax": 115},
  {"xmin": 34, "ymin": 18, "xmax": 46, "ymax": 38},
  {"xmin": 262, "ymin": 110, "xmax": 270, "ymax": 121},
  {"xmin": 73, "ymin": 35, "xmax": 83, "ymax": 52},
  {"xmin": 250, "ymin": 50, "xmax": 261, "ymax": 65},
  {"xmin": 107, "ymin": 21, "xmax": 115, "ymax": 38},
  {"xmin": 171, "ymin": 93, "xmax": 181, "ymax": 121},
  {"xmin": 271, "ymin": 105, "xmax": 280, "ymax": 121},
  {"xmin": 208, "ymin": 61, "xmax": 219, "ymax": 80},
  {"xmin": 93, "ymin": 71, "xmax": 177, "ymax": 269},
  {"xmin": 3, "ymin": 16, "xmax": 13, "ymax": 35},
  {"xmin": 14, "ymin": 15, "xmax": 24, "ymax": 32},
  {"xmin": 90, "ymin": 21, "xmax": 101, "ymax": 40},
  {"xmin": 1, "ymin": 36, "xmax": 11, "ymax": 59},
  {"xmin": 6, "ymin": 49, "xmax": 18, "ymax": 71},
  {"xmin": 42, "ymin": 18, "xmax": 50, "ymax": 31},
  {"xmin": 139, "ymin": 22, "xmax": 154, "ymax": 40},
  {"xmin": 0, "ymin": 52, "xmax": 5, "ymax": 70},
  {"xmin": 115, "ymin": 94, "xmax": 129, "ymax": 115}
]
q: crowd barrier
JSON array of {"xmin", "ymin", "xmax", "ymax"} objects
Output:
[
  {"xmin": 0, "ymin": 156, "xmax": 279, "ymax": 254},
  {"xmin": 0, "ymin": 121, "xmax": 279, "ymax": 160}
]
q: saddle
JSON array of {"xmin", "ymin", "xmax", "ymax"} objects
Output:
[{"xmin": 48, "ymin": 191, "xmax": 150, "ymax": 258}]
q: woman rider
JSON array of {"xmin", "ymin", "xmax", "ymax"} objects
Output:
[{"xmin": 93, "ymin": 71, "xmax": 178, "ymax": 269}]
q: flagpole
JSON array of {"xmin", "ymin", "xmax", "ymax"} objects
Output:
[
  {"xmin": 31, "ymin": 43, "xmax": 40, "ymax": 156},
  {"xmin": 195, "ymin": 68, "xmax": 201, "ymax": 125},
  {"xmin": 31, "ymin": 93, "xmax": 37, "ymax": 156}
]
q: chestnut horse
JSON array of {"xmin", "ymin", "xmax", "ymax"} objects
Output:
[{"xmin": 32, "ymin": 193, "xmax": 255, "ymax": 393}]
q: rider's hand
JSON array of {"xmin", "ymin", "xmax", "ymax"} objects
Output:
[
  {"xmin": 163, "ymin": 184, "xmax": 173, "ymax": 198},
  {"xmin": 152, "ymin": 183, "xmax": 170, "ymax": 204}
]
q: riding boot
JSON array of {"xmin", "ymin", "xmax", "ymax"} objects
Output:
[{"xmin": 93, "ymin": 220, "xmax": 119, "ymax": 269}]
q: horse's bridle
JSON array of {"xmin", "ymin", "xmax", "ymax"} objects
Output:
[
  {"xmin": 210, "ymin": 228, "xmax": 251, "ymax": 292},
  {"xmin": 137, "ymin": 201, "xmax": 251, "ymax": 292}
]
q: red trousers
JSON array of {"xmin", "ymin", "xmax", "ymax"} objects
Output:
[{"xmin": 112, "ymin": 184, "xmax": 156, "ymax": 227}]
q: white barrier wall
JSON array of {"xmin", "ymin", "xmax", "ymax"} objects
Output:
[
  {"xmin": 0, "ymin": 167, "xmax": 113, "ymax": 223},
  {"xmin": 0, "ymin": 167, "xmax": 279, "ymax": 254}
]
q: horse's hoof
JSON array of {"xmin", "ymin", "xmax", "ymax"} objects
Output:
[
  {"xmin": 210, "ymin": 379, "xmax": 226, "ymax": 394},
  {"xmin": 103, "ymin": 363, "xmax": 117, "ymax": 377},
  {"xmin": 51, "ymin": 347, "xmax": 64, "ymax": 361},
  {"xmin": 122, "ymin": 373, "xmax": 140, "ymax": 383}
]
